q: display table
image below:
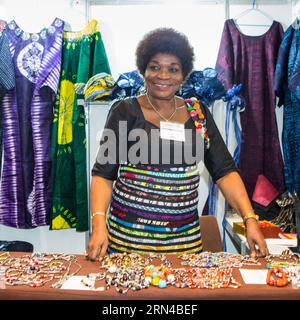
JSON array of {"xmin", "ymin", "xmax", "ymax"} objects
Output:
[
  {"xmin": 224, "ymin": 215, "xmax": 297, "ymax": 255},
  {"xmin": 0, "ymin": 252, "xmax": 300, "ymax": 300}
]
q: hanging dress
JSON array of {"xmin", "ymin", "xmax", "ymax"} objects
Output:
[
  {"xmin": 215, "ymin": 19, "xmax": 285, "ymax": 197},
  {"xmin": 0, "ymin": 20, "xmax": 15, "ymax": 180},
  {"xmin": 50, "ymin": 19, "xmax": 111, "ymax": 231},
  {"xmin": 206, "ymin": 94, "xmax": 244, "ymax": 239},
  {"xmin": 274, "ymin": 23, "xmax": 300, "ymax": 196},
  {"xmin": 0, "ymin": 18, "xmax": 64, "ymax": 228}
]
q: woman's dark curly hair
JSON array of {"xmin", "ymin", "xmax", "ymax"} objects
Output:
[{"xmin": 135, "ymin": 28, "xmax": 194, "ymax": 79}]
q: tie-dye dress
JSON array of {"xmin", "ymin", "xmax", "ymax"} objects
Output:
[
  {"xmin": 50, "ymin": 20, "xmax": 111, "ymax": 231},
  {"xmin": 0, "ymin": 18, "xmax": 64, "ymax": 228}
]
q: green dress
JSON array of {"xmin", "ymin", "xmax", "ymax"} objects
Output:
[{"xmin": 50, "ymin": 20, "xmax": 111, "ymax": 231}]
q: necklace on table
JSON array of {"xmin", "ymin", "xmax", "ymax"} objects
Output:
[{"xmin": 146, "ymin": 92, "xmax": 177, "ymax": 122}]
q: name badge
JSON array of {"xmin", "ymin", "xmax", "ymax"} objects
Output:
[{"xmin": 160, "ymin": 121, "xmax": 185, "ymax": 142}]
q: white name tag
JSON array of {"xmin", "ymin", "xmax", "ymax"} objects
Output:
[{"xmin": 160, "ymin": 121, "xmax": 185, "ymax": 142}]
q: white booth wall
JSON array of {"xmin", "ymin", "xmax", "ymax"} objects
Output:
[{"xmin": 0, "ymin": 0, "xmax": 296, "ymax": 253}]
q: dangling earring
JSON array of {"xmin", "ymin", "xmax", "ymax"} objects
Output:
[
  {"xmin": 178, "ymin": 83, "xmax": 183, "ymax": 96},
  {"xmin": 141, "ymin": 79, "xmax": 147, "ymax": 94}
]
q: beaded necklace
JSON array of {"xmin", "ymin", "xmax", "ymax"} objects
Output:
[
  {"xmin": 0, "ymin": 252, "xmax": 81, "ymax": 288},
  {"xmin": 171, "ymin": 267, "xmax": 241, "ymax": 289},
  {"xmin": 80, "ymin": 253, "xmax": 244, "ymax": 293},
  {"xmin": 185, "ymin": 97, "xmax": 210, "ymax": 148},
  {"xmin": 264, "ymin": 250, "xmax": 300, "ymax": 287},
  {"xmin": 179, "ymin": 252, "xmax": 260, "ymax": 268},
  {"xmin": 265, "ymin": 250, "xmax": 300, "ymax": 269}
]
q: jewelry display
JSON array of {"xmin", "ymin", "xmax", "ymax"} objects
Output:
[
  {"xmin": 3, "ymin": 251, "xmax": 298, "ymax": 294},
  {"xmin": 171, "ymin": 267, "xmax": 241, "ymax": 289},
  {"xmin": 87, "ymin": 252, "xmax": 243, "ymax": 293},
  {"xmin": 0, "ymin": 252, "xmax": 81, "ymax": 288},
  {"xmin": 97, "ymin": 253, "xmax": 171, "ymax": 294},
  {"xmin": 178, "ymin": 252, "xmax": 260, "ymax": 268},
  {"xmin": 265, "ymin": 250, "xmax": 300, "ymax": 269},
  {"xmin": 265, "ymin": 250, "xmax": 300, "ymax": 288}
]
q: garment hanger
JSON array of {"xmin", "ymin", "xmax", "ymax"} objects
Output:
[
  {"xmin": 292, "ymin": 18, "xmax": 300, "ymax": 30},
  {"xmin": 292, "ymin": 10, "xmax": 300, "ymax": 30},
  {"xmin": 234, "ymin": 0, "xmax": 274, "ymax": 28}
]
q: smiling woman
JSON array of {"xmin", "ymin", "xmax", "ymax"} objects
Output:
[
  {"xmin": 135, "ymin": 28, "xmax": 194, "ymax": 128},
  {"xmin": 87, "ymin": 28, "xmax": 269, "ymax": 260}
]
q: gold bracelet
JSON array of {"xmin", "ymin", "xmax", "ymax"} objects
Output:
[
  {"xmin": 92, "ymin": 211, "xmax": 106, "ymax": 218},
  {"xmin": 243, "ymin": 212, "xmax": 259, "ymax": 225}
]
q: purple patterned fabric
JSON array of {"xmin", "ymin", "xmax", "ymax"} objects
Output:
[
  {"xmin": 0, "ymin": 18, "xmax": 64, "ymax": 228},
  {"xmin": 215, "ymin": 19, "xmax": 285, "ymax": 197}
]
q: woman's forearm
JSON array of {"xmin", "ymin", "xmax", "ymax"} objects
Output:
[
  {"xmin": 216, "ymin": 171, "xmax": 254, "ymax": 218},
  {"xmin": 90, "ymin": 176, "xmax": 113, "ymax": 230}
]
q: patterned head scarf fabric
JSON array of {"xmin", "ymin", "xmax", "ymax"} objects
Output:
[
  {"xmin": 180, "ymin": 68, "xmax": 225, "ymax": 104},
  {"xmin": 111, "ymin": 70, "xmax": 144, "ymax": 99},
  {"xmin": 84, "ymin": 72, "xmax": 115, "ymax": 101}
]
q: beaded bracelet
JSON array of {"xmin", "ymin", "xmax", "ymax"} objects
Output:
[{"xmin": 266, "ymin": 267, "xmax": 289, "ymax": 287}]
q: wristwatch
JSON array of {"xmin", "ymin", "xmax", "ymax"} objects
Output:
[{"xmin": 243, "ymin": 212, "xmax": 259, "ymax": 225}]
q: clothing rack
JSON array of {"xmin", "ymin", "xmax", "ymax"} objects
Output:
[
  {"xmin": 231, "ymin": 0, "xmax": 274, "ymax": 27},
  {"xmin": 85, "ymin": 0, "xmax": 290, "ymax": 23}
]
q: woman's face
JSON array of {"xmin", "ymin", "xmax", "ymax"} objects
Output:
[{"xmin": 144, "ymin": 53, "xmax": 184, "ymax": 100}]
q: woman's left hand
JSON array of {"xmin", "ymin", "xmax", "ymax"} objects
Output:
[{"xmin": 245, "ymin": 219, "xmax": 269, "ymax": 258}]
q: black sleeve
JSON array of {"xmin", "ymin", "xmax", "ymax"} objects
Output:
[
  {"xmin": 203, "ymin": 102, "xmax": 238, "ymax": 182},
  {"xmin": 91, "ymin": 98, "xmax": 129, "ymax": 181}
]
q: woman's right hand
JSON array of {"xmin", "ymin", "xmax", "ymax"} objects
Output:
[{"xmin": 86, "ymin": 218, "xmax": 109, "ymax": 261}]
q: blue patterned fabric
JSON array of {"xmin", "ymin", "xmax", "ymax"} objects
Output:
[
  {"xmin": 180, "ymin": 68, "xmax": 225, "ymax": 104},
  {"xmin": 206, "ymin": 84, "xmax": 245, "ymax": 249},
  {"xmin": 111, "ymin": 70, "xmax": 144, "ymax": 99},
  {"xmin": 274, "ymin": 23, "xmax": 300, "ymax": 195},
  {"xmin": 222, "ymin": 84, "xmax": 245, "ymax": 165}
]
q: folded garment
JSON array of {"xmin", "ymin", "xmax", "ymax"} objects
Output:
[
  {"xmin": 84, "ymin": 72, "xmax": 115, "ymax": 101},
  {"xmin": 180, "ymin": 68, "xmax": 225, "ymax": 104},
  {"xmin": 111, "ymin": 70, "xmax": 144, "ymax": 99},
  {"xmin": 251, "ymin": 174, "xmax": 281, "ymax": 221}
]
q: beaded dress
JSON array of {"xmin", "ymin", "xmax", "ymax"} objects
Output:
[{"xmin": 92, "ymin": 97, "xmax": 237, "ymax": 254}]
